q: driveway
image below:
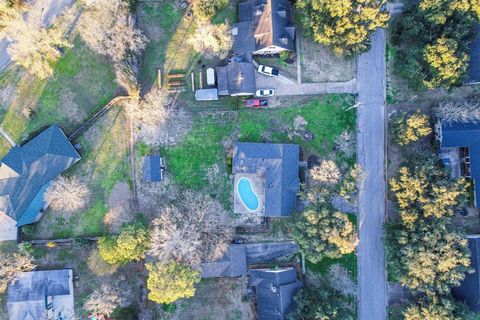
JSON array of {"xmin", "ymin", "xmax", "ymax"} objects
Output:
[
  {"xmin": 0, "ymin": 0, "xmax": 76, "ymax": 71},
  {"xmin": 255, "ymin": 72, "xmax": 357, "ymax": 96},
  {"xmin": 356, "ymin": 29, "xmax": 387, "ymax": 320},
  {"xmin": 245, "ymin": 241, "xmax": 299, "ymax": 263}
]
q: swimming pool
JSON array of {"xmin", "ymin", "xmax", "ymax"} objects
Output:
[{"xmin": 237, "ymin": 177, "xmax": 260, "ymax": 212}]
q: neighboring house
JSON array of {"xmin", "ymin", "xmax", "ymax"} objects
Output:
[
  {"xmin": 216, "ymin": 61, "xmax": 256, "ymax": 96},
  {"xmin": 452, "ymin": 235, "xmax": 480, "ymax": 312},
  {"xmin": 233, "ymin": 0, "xmax": 295, "ymax": 55},
  {"xmin": 0, "ymin": 124, "xmax": 80, "ymax": 241},
  {"xmin": 142, "ymin": 155, "xmax": 165, "ymax": 182},
  {"xmin": 436, "ymin": 121, "xmax": 480, "ymax": 207},
  {"xmin": 7, "ymin": 269, "xmax": 75, "ymax": 320},
  {"xmin": 201, "ymin": 244, "xmax": 248, "ymax": 278},
  {"xmin": 249, "ymin": 267, "xmax": 302, "ymax": 320},
  {"xmin": 466, "ymin": 24, "xmax": 480, "ymax": 85},
  {"xmin": 233, "ymin": 142, "xmax": 300, "ymax": 217}
]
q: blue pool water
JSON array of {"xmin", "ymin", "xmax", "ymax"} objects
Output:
[{"xmin": 237, "ymin": 177, "xmax": 260, "ymax": 211}]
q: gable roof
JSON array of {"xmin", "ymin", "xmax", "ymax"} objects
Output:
[
  {"xmin": 467, "ymin": 24, "xmax": 480, "ymax": 84},
  {"xmin": 216, "ymin": 62, "xmax": 256, "ymax": 96},
  {"xmin": 201, "ymin": 244, "xmax": 248, "ymax": 278},
  {"xmin": 249, "ymin": 267, "xmax": 302, "ymax": 320},
  {"xmin": 0, "ymin": 124, "xmax": 80, "ymax": 226},
  {"xmin": 233, "ymin": 142, "xmax": 299, "ymax": 216},
  {"xmin": 234, "ymin": 0, "xmax": 295, "ymax": 54},
  {"xmin": 453, "ymin": 236, "xmax": 480, "ymax": 311},
  {"xmin": 439, "ymin": 121, "xmax": 480, "ymax": 207},
  {"xmin": 7, "ymin": 269, "xmax": 74, "ymax": 320}
]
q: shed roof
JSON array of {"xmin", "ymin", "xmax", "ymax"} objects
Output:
[
  {"xmin": 234, "ymin": 0, "xmax": 295, "ymax": 54},
  {"xmin": 142, "ymin": 155, "xmax": 163, "ymax": 182},
  {"xmin": 201, "ymin": 244, "xmax": 248, "ymax": 278},
  {"xmin": 216, "ymin": 62, "xmax": 256, "ymax": 96},
  {"xmin": 453, "ymin": 236, "xmax": 480, "ymax": 311},
  {"xmin": 195, "ymin": 88, "xmax": 219, "ymax": 101},
  {"xmin": 249, "ymin": 267, "xmax": 302, "ymax": 320},
  {"xmin": 440, "ymin": 121, "xmax": 480, "ymax": 207},
  {"xmin": 233, "ymin": 142, "xmax": 299, "ymax": 216},
  {"xmin": 0, "ymin": 124, "xmax": 80, "ymax": 226}
]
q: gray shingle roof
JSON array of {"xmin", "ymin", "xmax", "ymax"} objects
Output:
[
  {"xmin": 467, "ymin": 24, "xmax": 480, "ymax": 84},
  {"xmin": 142, "ymin": 155, "xmax": 164, "ymax": 182},
  {"xmin": 249, "ymin": 267, "xmax": 302, "ymax": 320},
  {"xmin": 234, "ymin": 0, "xmax": 295, "ymax": 54},
  {"xmin": 201, "ymin": 244, "xmax": 248, "ymax": 278},
  {"xmin": 216, "ymin": 62, "xmax": 256, "ymax": 96},
  {"xmin": 7, "ymin": 269, "xmax": 74, "ymax": 320},
  {"xmin": 233, "ymin": 142, "xmax": 299, "ymax": 217},
  {"xmin": 440, "ymin": 121, "xmax": 480, "ymax": 207},
  {"xmin": 0, "ymin": 124, "xmax": 80, "ymax": 226},
  {"xmin": 453, "ymin": 236, "xmax": 480, "ymax": 311}
]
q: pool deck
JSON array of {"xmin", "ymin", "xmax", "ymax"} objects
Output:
[{"xmin": 234, "ymin": 173, "xmax": 265, "ymax": 215}]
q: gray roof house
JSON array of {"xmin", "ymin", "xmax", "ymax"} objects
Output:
[
  {"xmin": 436, "ymin": 121, "xmax": 480, "ymax": 207},
  {"xmin": 233, "ymin": 0, "xmax": 295, "ymax": 55},
  {"xmin": 249, "ymin": 267, "xmax": 302, "ymax": 320},
  {"xmin": 216, "ymin": 61, "xmax": 256, "ymax": 96},
  {"xmin": 7, "ymin": 269, "xmax": 75, "ymax": 320},
  {"xmin": 233, "ymin": 142, "xmax": 300, "ymax": 217},
  {"xmin": 453, "ymin": 235, "xmax": 480, "ymax": 312},
  {"xmin": 0, "ymin": 124, "xmax": 80, "ymax": 241},
  {"xmin": 201, "ymin": 244, "xmax": 248, "ymax": 278}
]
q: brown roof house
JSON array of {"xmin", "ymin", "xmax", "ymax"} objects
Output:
[{"xmin": 233, "ymin": 0, "xmax": 295, "ymax": 55}]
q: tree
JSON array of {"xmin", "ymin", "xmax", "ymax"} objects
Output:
[
  {"xmin": 386, "ymin": 219, "xmax": 471, "ymax": 295},
  {"xmin": 0, "ymin": 251, "xmax": 36, "ymax": 293},
  {"xmin": 389, "ymin": 162, "xmax": 467, "ymax": 226},
  {"xmin": 309, "ymin": 160, "xmax": 341, "ymax": 186},
  {"xmin": 188, "ymin": 21, "xmax": 232, "ymax": 59},
  {"xmin": 334, "ymin": 131, "xmax": 355, "ymax": 159},
  {"xmin": 193, "ymin": 0, "xmax": 228, "ymax": 20},
  {"xmin": 149, "ymin": 190, "xmax": 234, "ymax": 266},
  {"xmin": 125, "ymin": 88, "xmax": 168, "ymax": 128},
  {"xmin": 419, "ymin": 0, "xmax": 480, "ymax": 25},
  {"xmin": 423, "ymin": 37, "xmax": 469, "ymax": 88},
  {"xmin": 292, "ymin": 207, "xmax": 358, "ymax": 262},
  {"xmin": 146, "ymin": 261, "xmax": 201, "ymax": 304},
  {"xmin": 435, "ymin": 98, "xmax": 480, "ymax": 124},
  {"xmin": 0, "ymin": 0, "xmax": 27, "ymax": 32},
  {"xmin": 288, "ymin": 271, "xmax": 355, "ymax": 320},
  {"xmin": 83, "ymin": 282, "xmax": 133, "ymax": 317},
  {"xmin": 98, "ymin": 223, "xmax": 149, "ymax": 265},
  {"xmin": 87, "ymin": 248, "xmax": 118, "ymax": 276},
  {"xmin": 339, "ymin": 164, "xmax": 363, "ymax": 206},
  {"xmin": 44, "ymin": 176, "xmax": 90, "ymax": 213},
  {"xmin": 391, "ymin": 111, "xmax": 432, "ymax": 146},
  {"xmin": 77, "ymin": 0, "xmax": 147, "ymax": 63},
  {"xmin": 296, "ymin": 0, "xmax": 389, "ymax": 56},
  {"xmin": 403, "ymin": 295, "xmax": 475, "ymax": 320}
]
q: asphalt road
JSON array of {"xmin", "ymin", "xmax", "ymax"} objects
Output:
[
  {"xmin": 0, "ymin": 0, "xmax": 75, "ymax": 71},
  {"xmin": 356, "ymin": 29, "xmax": 387, "ymax": 320}
]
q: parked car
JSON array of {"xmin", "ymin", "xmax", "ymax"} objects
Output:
[
  {"xmin": 232, "ymin": 238, "xmax": 247, "ymax": 244},
  {"xmin": 229, "ymin": 55, "xmax": 245, "ymax": 63},
  {"xmin": 255, "ymin": 89, "xmax": 275, "ymax": 97},
  {"xmin": 245, "ymin": 99, "xmax": 268, "ymax": 108},
  {"xmin": 258, "ymin": 65, "xmax": 279, "ymax": 77}
]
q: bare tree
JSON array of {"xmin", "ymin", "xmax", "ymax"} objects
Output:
[
  {"xmin": 125, "ymin": 88, "xmax": 169, "ymax": 128},
  {"xmin": 435, "ymin": 98, "xmax": 480, "ymax": 124},
  {"xmin": 77, "ymin": 0, "xmax": 147, "ymax": 63},
  {"xmin": 188, "ymin": 21, "xmax": 232, "ymax": 58},
  {"xmin": 310, "ymin": 160, "xmax": 341, "ymax": 186},
  {"xmin": 0, "ymin": 251, "xmax": 36, "ymax": 293},
  {"xmin": 44, "ymin": 176, "xmax": 90, "ymax": 213},
  {"xmin": 149, "ymin": 190, "xmax": 234, "ymax": 266},
  {"xmin": 0, "ymin": 0, "xmax": 28, "ymax": 32},
  {"xmin": 83, "ymin": 282, "xmax": 132, "ymax": 317},
  {"xmin": 327, "ymin": 264, "xmax": 356, "ymax": 297},
  {"xmin": 334, "ymin": 131, "xmax": 355, "ymax": 159}
]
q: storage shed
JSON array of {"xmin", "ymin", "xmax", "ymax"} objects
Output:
[{"xmin": 195, "ymin": 88, "xmax": 219, "ymax": 101}]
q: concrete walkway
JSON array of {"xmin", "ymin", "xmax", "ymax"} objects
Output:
[{"xmin": 356, "ymin": 29, "xmax": 387, "ymax": 320}]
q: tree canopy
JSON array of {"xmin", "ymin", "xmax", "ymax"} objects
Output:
[
  {"xmin": 146, "ymin": 261, "xmax": 201, "ymax": 304},
  {"xmin": 193, "ymin": 0, "xmax": 228, "ymax": 20},
  {"xmin": 403, "ymin": 295, "xmax": 475, "ymax": 320},
  {"xmin": 0, "ymin": 251, "xmax": 36, "ymax": 293},
  {"xmin": 296, "ymin": 0, "xmax": 389, "ymax": 56}
]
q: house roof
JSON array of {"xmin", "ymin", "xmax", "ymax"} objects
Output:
[
  {"xmin": 0, "ymin": 124, "xmax": 80, "ymax": 226},
  {"xmin": 233, "ymin": 142, "xmax": 299, "ymax": 216},
  {"xmin": 195, "ymin": 88, "xmax": 219, "ymax": 101},
  {"xmin": 453, "ymin": 236, "xmax": 480, "ymax": 311},
  {"xmin": 234, "ymin": 0, "xmax": 295, "ymax": 54},
  {"xmin": 249, "ymin": 267, "xmax": 302, "ymax": 320},
  {"xmin": 440, "ymin": 121, "xmax": 480, "ymax": 207},
  {"xmin": 467, "ymin": 24, "xmax": 480, "ymax": 84},
  {"xmin": 201, "ymin": 244, "xmax": 248, "ymax": 278},
  {"xmin": 216, "ymin": 62, "xmax": 256, "ymax": 96},
  {"xmin": 7, "ymin": 269, "xmax": 75, "ymax": 320},
  {"xmin": 142, "ymin": 155, "xmax": 163, "ymax": 182}
]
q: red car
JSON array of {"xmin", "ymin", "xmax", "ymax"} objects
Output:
[{"xmin": 245, "ymin": 99, "xmax": 268, "ymax": 108}]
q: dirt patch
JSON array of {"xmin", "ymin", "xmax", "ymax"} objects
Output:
[
  {"xmin": 169, "ymin": 278, "xmax": 254, "ymax": 320},
  {"xmin": 60, "ymin": 88, "xmax": 86, "ymax": 125},
  {"xmin": 104, "ymin": 181, "xmax": 134, "ymax": 233},
  {"xmin": 300, "ymin": 35, "xmax": 355, "ymax": 83}
]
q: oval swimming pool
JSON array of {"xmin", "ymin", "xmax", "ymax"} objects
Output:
[{"xmin": 237, "ymin": 177, "xmax": 260, "ymax": 211}]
